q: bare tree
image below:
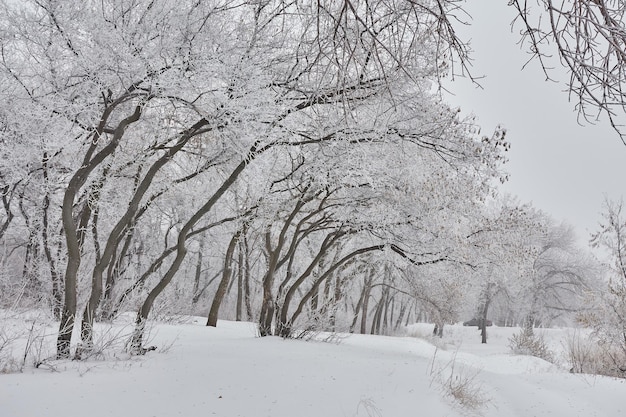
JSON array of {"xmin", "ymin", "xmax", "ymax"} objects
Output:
[
  {"xmin": 523, "ymin": 222, "xmax": 597, "ymax": 326},
  {"xmin": 510, "ymin": 0, "xmax": 626, "ymax": 141},
  {"xmin": 585, "ymin": 198, "xmax": 626, "ymax": 377}
]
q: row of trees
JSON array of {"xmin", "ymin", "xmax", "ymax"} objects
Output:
[{"xmin": 0, "ymin": 0, "xmax": 616, "ymax": 362}]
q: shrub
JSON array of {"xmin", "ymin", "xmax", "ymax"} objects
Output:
[
  {"xmin": 429, "ymin": 349, "xmax": 490, "ymax": 412},
  {"xmin": 0, "ymin": 311, "xmax": 54, "ymax": 373},
  {"xmin": 508, "ymin": 324, "xmax": 554, "ymax": 363},
  {"xmin": 565, "ymin": 330, "xmax": 626, "ymax": 378}
]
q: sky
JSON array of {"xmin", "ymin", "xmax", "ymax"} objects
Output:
[{"xmin": 442, "ymin": 2, "xmax": 626, "ymax": 244}]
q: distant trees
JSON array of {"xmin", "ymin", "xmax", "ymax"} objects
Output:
[
  {"xmin": 465, "ymin": 199, "xmax": 545, "ymax": 343},
  {"xmin": 522, "ymin": 222, "xmax": 597, "ymax": 326},
  {"xmin": 461, "ymin": 200, "xmax": 597, "ymax": 341}
]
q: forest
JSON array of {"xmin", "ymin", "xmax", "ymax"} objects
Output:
[{"xmin": 0, "ymin": 0, "xmax": 625, "ymax": 381}]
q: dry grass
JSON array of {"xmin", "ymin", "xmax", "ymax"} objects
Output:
[{"xmin": 429, "ymin": 348, "xmax": 490, "ymax": 414}]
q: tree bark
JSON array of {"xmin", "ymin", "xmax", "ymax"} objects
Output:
[
  {"xmin": 288, "ymin": 246, "xmax": 383, "ymax": 336},
  {"xmin": 276, "ymin": 233, "xmax": 340, "ymax": 337},
  {"xmin": 80, "ymin": 114, "xmax": 207, "ymax": 353},
  {"xmin": 235, "ymin": 238, "xmax": 244, "ymax": 321},
  {"xmin": 394, "ymin": 299, "xmax": 407, "ymax": 331},
  {"xmin": 258, "ymin": 194, "xmax": 311, "ymax": 336},
  {"xmin": 360, "ymin": 272, "xmax": 374, "ymax": 334},
  {"xmin": 243, "ymin": 231, "xmax": 253, "ymax": 320},
  {"xmin": 57, "ymin": 103, "xmax": 142, "ymax": 359},
  {"xmin": 207, "ymin": 230, "xmax": 241, "ymax": 327},
  {"xmin": 479, "ymin": 285, "xmax": 493, "ymax": 344},
  {"xmin": 129, "ymin": 142, "xmax": 264, "ymax": 353},
  {"xmin": 350, "ymin": 276, "xmax": 368, "ymax": 333},
  {"xmin": 192, "ymin": 238, "xmax": 205, "ymax": 302}
]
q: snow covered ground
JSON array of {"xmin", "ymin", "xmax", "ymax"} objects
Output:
[{"xmin": 1, "ymin": 316, "xmax": 625, "ymax": 417}]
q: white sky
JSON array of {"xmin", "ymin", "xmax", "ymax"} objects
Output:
[{"xmin": 443, "ymin": 2, "xmax": 626, "ymax": 244}]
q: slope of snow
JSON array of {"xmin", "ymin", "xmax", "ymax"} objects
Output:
[{"xmin": 1, "ymin": 318, "xmax": 624, "ymax": 417}]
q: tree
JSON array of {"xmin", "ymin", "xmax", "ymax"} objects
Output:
[
  {"xmin": 585, "ymin": 198, "xmax": 626, "ymax": 377},
  {"xmin": 0, "ymin": 0, "xmax": 514, "ymax": 357},
  {"xmin": 521, "ymin": 221, "xmax": 597, "ymax": 327},
  {"xmin": 464, "ymin": 197, "xmax": 545, "ymax": 343},
  {"xmin": 417, "ymin": 1, "xmax": 626, "ymax": 142},
  {"xmin": 510, "ymin": 0, "xmax": 626, "ymax": 142}
]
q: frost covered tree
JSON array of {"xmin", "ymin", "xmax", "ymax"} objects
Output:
[
  {"xmin": 0, "ymin": 0, "xmax": 512, "ymax": 356},
  {"xmin": 521, "ymin": 221, "xmax": 598, "ymax": 327},
  {"xmin": 464, "ymin": 198, "xmax": 545, "ymax": 343},
  {"xmin": 584, "ymin": 199, "xmax": 626, "ymax": 377},
  {"xmin": 1, "ymin": 0, "xmax": 250, "ymax": 357},
  {"xmin": 509, "ymin": 0, "xmax": 626, "ymax": 141},
  {"xmin": 467, "ymin": 208, "xmax": 599, "ymax": 333},
  {"xmin": 2, "ymin": 0, "xmax": 570, "ymax": 358}
]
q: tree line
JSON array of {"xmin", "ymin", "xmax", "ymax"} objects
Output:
[{"xmin": 0, "ymin": 0, "xmax": 620, "ymax": 367}]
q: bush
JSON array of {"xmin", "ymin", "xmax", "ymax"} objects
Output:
[
  {"xmin": 508, "ymin": 324, "xmax": 554, "ymax": 363},
  {"xmin": 565, "ymin": 331, "xmax": 626, "ymax": 378},
  {"xmin": 0, "ymin": 311, "xmax": 54, "ymax": 373}
]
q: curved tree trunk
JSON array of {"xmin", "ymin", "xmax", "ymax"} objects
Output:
[
  {"xmin": 207, "ymin": 230, "xmax": 241, "ymax": 327},
  {"xmin": 79, "ymin": 116, "xmax": 208, "ymax": 355},
  {"xmin": 276, "ymin": 233, "xmax": 340, "ymax": 337},
  {"xmin": 258, "ymin": 195, "xmax": 311, "ymax": 336},
  {"xmin": 349, "ymin": 275, "xmax": 369, "ymax": 333},
  {"xmin": 57, "ymin": 103, "xmax": 142, "ymax": 359},
  {"xmin": 129, "ymin": 145, "xmax": 261, "ymax": 353},
  {"xmin": 287, "ymin": 246, "xmax": 383, "ymax": 337}
]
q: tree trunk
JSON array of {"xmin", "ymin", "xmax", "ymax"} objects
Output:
[
  {"xmin": 101, "ymin": 228, "xmax": 134, "ymax": 319},
  {"xmin": 350, "ymin": 273, "xmax": 371, "ymax": 333},
  {"xmin": 393, "ymin": 299, "xmax": 407, "ymax": 331},
  {"xmin": 286, "ymin": 245, "xmax": 381, "ymax": 337},
  {"xmin": 383, "ymin": 293, "xmax": 392, "ymax": 335},
  {"xmin": 77, "ymin": 166, "xmax": 110, "ymax": 356},
  {"xmin": 370, "ymin": 296, "xmax": 383, "ymax": 335},
  {"xmin": 405, "ymin": 300, "xmax": 415, "ymax": 327},
  {"xmin": 57, "ymin": 104, "xmax": 142, "ymax": 359},
  {"xmin": 0, "ymin": 183, "xmax": 14, "ymax": 241},
  {"xmin": 360, "ymin": 275, "xmax": 373, "ymax": 335},
  {"xmin": 111, "ymin": 216, "xmax": 235, "ymax": 319},
  {"xmin": 207, "ymin": 230, "xmax": 240, "ymax": 327},
  {"xmin": 81, "ymin": 112, "xmax": 202, "ymax": 353},
  {"xmin": 192, "ymin": 238, "xmax": 205, "ymax": 302},
  {"xmin": 277, "ymin": 234, "xmax": 339, "ymax": 337},
  {"xmin": 129, "ymin": 146, "xmax": 258, "ymax": 353},
  {"xmin": 243, "ymin": 231, "xmax": 253, "ymax": 321},
  {"xmin": 259, "ymin": 195, "xmax": 312, "ymax": 337},
  {"xmin": 480, "ymin": 299, "xmax": 491, "ymax": 344},
  {"xmin": 235, "ymin": 239, "xmax": 244, "ymax": 321},
  {"xmin": 371, "ymin": 287, "xmax": 389, "ymax": 335},
  {"xmin": 41, "ymin": 154, "xmax": 62, "ymax": 319}
]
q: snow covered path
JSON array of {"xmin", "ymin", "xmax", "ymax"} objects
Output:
[{"xmin": 1, "ymin": 320, "xmax": 624, "ymax": 417}]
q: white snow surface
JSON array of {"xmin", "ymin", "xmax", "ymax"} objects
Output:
[{"xmin": 1, "ymin": 318, "xmax": 625, "ymax": 417}]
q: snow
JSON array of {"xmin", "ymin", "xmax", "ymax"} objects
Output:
[{"xmin": 1, "ymin": 318, "xmax": 625, "ymax": 417}]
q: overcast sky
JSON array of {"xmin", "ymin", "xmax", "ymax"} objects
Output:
[{"xmin": 443, "ymin": 2, "xmax": 626, "ymax": 244}]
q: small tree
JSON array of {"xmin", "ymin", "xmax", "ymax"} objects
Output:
[{"xmin": 584, "ymin": 199, "xmax": 626, "ymax": 377}]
